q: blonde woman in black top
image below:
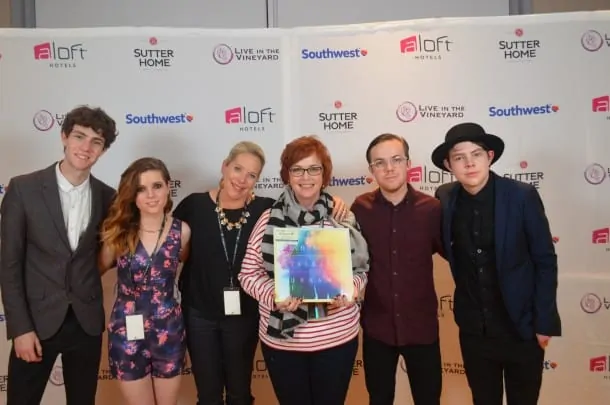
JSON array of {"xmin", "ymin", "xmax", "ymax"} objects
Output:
[{"xmin": 173, "ymin": 141, "xmax": 348, "ymax": 405}]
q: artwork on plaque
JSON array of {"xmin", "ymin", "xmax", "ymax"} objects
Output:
[{"xmin": 273, "ymin": 227, "xmax": 353, "ymax": 303}]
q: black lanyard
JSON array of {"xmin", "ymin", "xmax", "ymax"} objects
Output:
[
  {"xmin": 128, "ymin": 215, "xmax": 167, "ymax": 291},
  {"xmin": 216, "ymin": 195, "xmax": 247, "ymax": 288}
]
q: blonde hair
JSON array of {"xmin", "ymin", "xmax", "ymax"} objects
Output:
[
  {"xmin": 224, "ymin": 141, "xmax": 266, "ymax": 169},
  {"xmin": 219, "ymin": 141, "xmax": 266, "ymax": 189}
]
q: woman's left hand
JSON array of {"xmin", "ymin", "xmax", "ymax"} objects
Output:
[
  {"xmin": 331, "ymin": 196, "xmax": 349, "ymax": 222},
  {"xmin": 327, "ymin": 294, "xmax": 355, "ymax": 310}
]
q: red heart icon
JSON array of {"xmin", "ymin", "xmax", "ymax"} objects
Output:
[
  {"xmin": 552, "ymin": 105, "xmax": 559, "ymax": 112},
  {"xmin": 550, "ymin": 362, "xmax": 557, "ymax": 369},
  {"xmin": 186, "ymin": 114, "xmax": 193, "ymax": 122},
  {"xmin": 361, "ymin": 49, "xmax": 368, "ymax": 56},
  {"xmin": 552, "ymin": 236, "xmax": 559, "ymax": 243},
  {"xmin": 365, "ymin": 177, "xmax": 373, "ymax": 184}
]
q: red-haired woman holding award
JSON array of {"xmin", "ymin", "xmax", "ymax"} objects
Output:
[{"xmin": 239, "ymin": 135, "xmax": 369, "ymax": 405}]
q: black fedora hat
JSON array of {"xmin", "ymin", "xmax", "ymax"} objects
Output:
[{"xmin": 431, "ymin": 122, "xmax": 504, "ymax": 171}]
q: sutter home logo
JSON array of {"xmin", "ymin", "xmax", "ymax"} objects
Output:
[
  {"xmin": 318, "ymin": 100, "xmax": 358, "ymax": 132},
  {"xmin": 133, "ymin": 37, "xmax": 175, "ymax": 68},
  {"xmin": 498, "ymin": 28, "xmax": 541, "ymax": 60}
]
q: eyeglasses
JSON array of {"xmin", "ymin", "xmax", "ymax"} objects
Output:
[
  {"xmin": 369, "ymin": 156, "xmax": 409, "ymax": 171},
  {"xmin": 289, "ymin": 165, "xmax": 323, "ymax": 177}
]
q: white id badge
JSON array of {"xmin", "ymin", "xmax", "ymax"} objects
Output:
[
  {"xmin": 125, "ymin": 313, "xmax": 145, "ymax": 341},
  {"xmin": 223, "ymin": 288, "xmax": 242, "ymax": 316}
]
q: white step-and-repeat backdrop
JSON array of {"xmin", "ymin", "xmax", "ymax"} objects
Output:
[{"xmin": 0, "ymin": 10, "xmax": 609, "ymax": 405}]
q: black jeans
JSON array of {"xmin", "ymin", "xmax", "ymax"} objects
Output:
[
  {"xmin": 185, "ymin": 306, "xmax": 259, "ymax": 405},
  {"xmin": 459, "ymin": 332, "xmax": 544, "ymax": 405},
  {"xmin": 261, "ymin": 337, "xmax": 358, "ymax": 405},
  {"xmin": 362, "ymin": 333, "xmax": 442, "ymax": 405},
  {"xmin": 7, "ymin": 306, "xmax": 102, "ymax": 405}
]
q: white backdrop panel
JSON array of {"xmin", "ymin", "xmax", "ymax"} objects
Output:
[{"xmin": 1, "ymin": 10, "xmax": 610, "ymax": 405}]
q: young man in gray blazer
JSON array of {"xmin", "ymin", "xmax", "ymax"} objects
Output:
[{"xmin": 0, "ymin": 106, "xmax": 118, "ymax": 405}]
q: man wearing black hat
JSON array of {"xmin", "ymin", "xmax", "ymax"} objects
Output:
[{"xmin": 432, "ymin": 122, "xmax": 560, "ymax": 405}]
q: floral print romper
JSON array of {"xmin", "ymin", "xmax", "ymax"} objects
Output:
[{"xmin": 108, "ymin": 218, "xmax": 186, "ymax": 381}]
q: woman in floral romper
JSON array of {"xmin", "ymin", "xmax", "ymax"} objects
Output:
[{"xmin": 100, "ymin": 157, "xmax": 191, "ymax": 405}]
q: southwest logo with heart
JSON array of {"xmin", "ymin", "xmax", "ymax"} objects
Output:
[
  {"xmin": 488, "ymin": 103, "xmax": 559, "ymax": 117},
  {"xmin": 329, "ymin": 175, "xmax": 374, "ymax": 187}
]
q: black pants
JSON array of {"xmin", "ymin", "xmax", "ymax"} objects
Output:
[
  {"xmin": 459, "ymin": 332, "xmax": 545, "ymax": 405},
  {"xmin": 362, "ymin": 333, "xmax": 442, "ymax": 405},
  {"xmin": 261, "ymin": 337, "xmax": 358, "ymax": 405},
  {"xmin": 7, "ymin": 306, "xmax": 102, "ymax": 405},
  {"xmin": 185, "ymin": 306, "xmax": 259, "ymax": 405}
]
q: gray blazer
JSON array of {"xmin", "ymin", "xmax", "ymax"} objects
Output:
[{"xmin": 0, "ymin": 163, "xmax": 115, "ymax": 340}]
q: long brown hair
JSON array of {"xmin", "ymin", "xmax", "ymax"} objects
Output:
[{"xmin": 101, "ymin": 157, "xmax": 173, "ymax": 256}]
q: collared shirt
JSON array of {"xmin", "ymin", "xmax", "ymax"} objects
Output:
[
  {"xmin": 452, "ymin": 175, "xmax": 517, "ymax": 338},
  {"xmin": 55, "ymin": 162, "xmax": 91, "ymax": 251},
  {"xmin": 351, "ymin": 184, "xmax": 443, "ymax": 346}
]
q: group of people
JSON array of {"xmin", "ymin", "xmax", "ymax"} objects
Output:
[{"xmin": 0, "ymin": 105, "xmax": 560, "ymax": 405}]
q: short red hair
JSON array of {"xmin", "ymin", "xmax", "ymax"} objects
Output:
[{"xmin": 280, "ymin": 135, "xmax": 333, "ymax": 187}]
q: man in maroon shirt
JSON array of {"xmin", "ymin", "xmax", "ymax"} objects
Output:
[{"xmin": 351, "ymin": 133, "xmax": 444, "ymax": 405}]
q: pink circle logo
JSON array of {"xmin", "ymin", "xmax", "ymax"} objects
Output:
[
  {"xmin": 33, "ymin": 110, "xmax": 55, "ymax": 131},
  {"xmin": 581, "ymin": 293, "xmax": 602, "ymax": 314},
  {"xmin": 49, "ymin": 363, "xmax": 64, "ymax": 386},
  {"xmin": 396, "ymin": 102, "xmax": 417, "ymax": 123},
  {"xmin": 584, "ymin": 163, "xmax": 606, "ymax": 185},
  {"xmin": 213, "ymin": 44, "xmax": 233, "ymax": 65},
  {"xmin": 581, "ymin": 30, "xmax": 604, "ymax": 52}
]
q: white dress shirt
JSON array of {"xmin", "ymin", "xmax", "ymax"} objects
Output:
[{"xmin": 55, "ymin": 163, "xmax": 92, "ymax": 251}]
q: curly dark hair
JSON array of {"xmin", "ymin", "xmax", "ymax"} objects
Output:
[{"xmin": 61, "ymin": 105, "xmax": 118, "ymax": 149}]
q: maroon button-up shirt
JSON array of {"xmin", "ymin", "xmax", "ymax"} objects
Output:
[{"xmin": 351, "ymin": 185, "xmax": 443, "ymax": 346}]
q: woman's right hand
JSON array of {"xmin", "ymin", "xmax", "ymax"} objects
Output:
[{"xmin": 275, "ymin": 296, "xmax": 303, "ymax": 313}]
